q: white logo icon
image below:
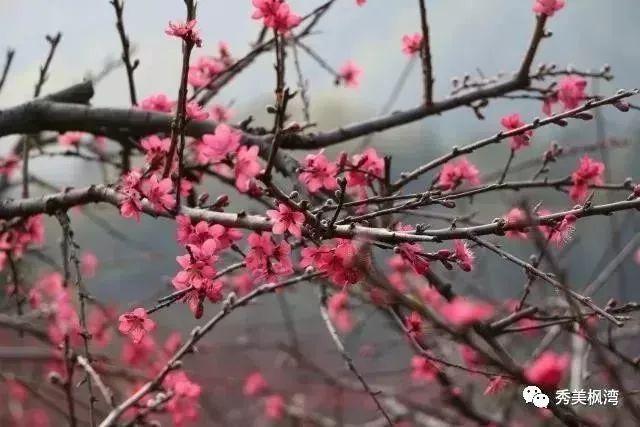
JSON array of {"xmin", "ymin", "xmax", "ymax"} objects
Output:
[
  {"xmin": 523, "ymin": 385, "xmax": 549, "ymax": 408},
  {"xmin": 532, "ymin": 393, "xmax": 550, "ymax": 408}
]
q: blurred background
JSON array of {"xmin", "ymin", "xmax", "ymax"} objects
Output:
[{"xmin": 0, "ymin": 1, "xmax": 639, "ymax": 425}]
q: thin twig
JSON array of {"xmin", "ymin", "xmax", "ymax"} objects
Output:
[{"xmin": 319, "ymin": 285, "xmax": 394, "ymax": 426}]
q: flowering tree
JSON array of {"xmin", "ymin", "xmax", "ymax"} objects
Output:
[{"xmin": 1, "ymin": 0, "xmax": 640, "ymax": 426}]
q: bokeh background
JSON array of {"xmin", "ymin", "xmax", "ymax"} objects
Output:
[{"xmin": 0, "ymin": 1, "xmax": 639, "ymax": 425}]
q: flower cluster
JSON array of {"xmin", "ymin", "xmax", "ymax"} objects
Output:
[
  {"xmin": 501, "ymin": 113, "xmax": 533, "ymax": 151},
  {"xmin": 0, "ymin": 215, "xmax": 44, "ymax": 272},
  {"xmin": 543, "ymin": 75, "xmax": 588, "ymax": 115},
  {"xmin": 438, "ymin": 157, "xmax": 481, "ymax": 190},
  {"xmin": 504, "ymin": 207, "xmax": 577, "ymax": 246},
  {"xmin": 402, "ymin": 33, "xmax": 424, "ymax": 56},
  {"xmin": 300, "ymin": 239, "xmax": 363, "ymax": 286},
  {"xmin": 165, "ymin": 19, "xmax": 203, "ymax": 47},
  {"xmin": 251, "ymin": 0, "xmax": 301, "ymax": 34},
  {"xmin": 246, "ymin": 232, "xmax": 294, "ymax": 282},
  {"xmin": 118, "ymin": 170, "xmax": 177, "ymax": 220},
  {"xmin": 570, "ymin": 155, "xmax": 605, "ymax": 202}
]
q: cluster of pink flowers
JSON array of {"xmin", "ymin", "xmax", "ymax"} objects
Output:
[
  {"xmin": 299, "ymin": 150, "xmax": 338, "ymax": 193},
  {"xmin": 569, "ymin": 155, "xmax": 605, "ymax": 202},
  {"xmin": 500, "ymin": 113, "xmax": 533, "ymax": 151},
  {"xmin": 188, "ymin": 42, "xmax": 233, "ymax": 89},
  {"xmin": 191, "ymin": 124, "xmax": 262, "ymax": 193},
  {"xmin": 188, "ymin": 56, "xmax": 224, "ymax": 88},
  {"xmin": 0, "ymin": 215, "xmax": 44, "ymax": 272},
  {"xmin": 251, "ymin": 0, "xmax": 301, "ymax": 34},
  {"xmin": 163, "ymin": 371, "xmax": 203, "ymax": 426},
  {"xmin": 300, "ymin": 239, "xmax": 363, "ymax": 286},
  {"xmin": 241, "ymin": 371, "xmax": 285, "ymax": 421},
  {"xmin": 165, "ymin": 19, "xmax": 203, "ymax": 47},
  {"xmin": 246, "ymin": 232, "xmax": 293, "ymax": 282},
  {"xmin": 543, "ymin": 75, "xmax": 587, "ymax": 115},
  {"xmin": 172, "ymin": 216, "xmax": 242, "ymax": 317},
  {"xmin": 140, "ymin": 93, "xmax": 174, "ymax": 112},
  {"xmin": 141, "ymin": 135, "xmax": 171, "ymax": 169},
  {"xmin": 402, "ymin": 33, "xmax": 424, "ymax": 56},
  {"xmin": 118, "ymin": 169, "xmax": 177, "ymax": 220},
  {"xmin": 28, "ymin": 272, "xmax": 81, "ymax": 345},
  {"xmin": 504, "ymin": 207, "xmax": 577, "ymax": 246},
  {"xmin": 438, "ymin": 157, "xmax": 481, "ymax": 190}
]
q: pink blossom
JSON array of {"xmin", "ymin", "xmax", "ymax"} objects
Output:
[
  {"xmin": 557, "ymin": 75, "xmax": 587, "ymax": 110},
  {"xmin": 140, "ymin": 93, "xmax": 174, "ymax": 112},
  {"xmin": 503, "ymin": 208, "xmax": 529, "ymax": 239},
  {"xmin": 264, "ymin": 394, "xmax": 285, "ymax": 420},
  {"xmin": 58, "ymin": 131, "xmax": 86, "ymax": 147},
  {"xmin": 402, "ymin": 33, "xmax": 423, "ymax": 56},
  {"xmin": 440, "ymin": 297, "xmax": 494, "ymax": 327},
  {"xmin": 141, "ymin": 135, "xmax": 171, "ymax": 167},
  {"xmin": 202, "ymin": 124, "xmax": 241, "ymax": 162},
  {"xmin": 346, "ymin": 148, "xmax": 384, "ymax": 187},
  {"xmin": 120, "ymin": 195, "xmax": 143, "ymax": 221},
  {"xmin": 185, "ymin": 101, "xmax": 209, "ymax": 121},
  {"xmin": 525, "ymin": 351, "xmax": 570, "ymax": 389},
  {"xmin": 299, "ymin": 150, "xmax": 338, "ymax": 193},
  {"xmin": 188, "ymin": 56, "xmax": 224, "ymax": 88},
  {"xmin": 533, "ymin": 0, "xmax": 565, "ymax": 17},
  {"xmin": 164, "ymin": 372, "xmax": 202, "ymax": 426},
  {"xmin": 80, "ymin": 251, "xmax": 99, "ymax": 278},
  {"xmin": 453, "ymin": 239, "xmax": 474, "ymax": 272},
  {"xmin": 245, "ymin": 233, "xmax": 293, "ymax": 281},
  {"xmin": 339, "ymin": 60, "xmax": 363, "ymax": 88},
  {"xmin": 570, "ymin": 155, "xmax": 604, "ymax": 202},
  {"xmin": 141, "ymin": 174, "xmax": 176, "ymax": 212},
  {"xmin": 243, "ymin": 372, "xmax": 268, "ymax": 397},
  {"xmin": 404, "ymin": 311, "xmax": 423, "ymax": 337},
  {"xmin": 210, "ymin": 104, "xmax": 233, "ymax": 122},
  {"xmin": 315, "ymin": 239, "xmax": 363, "ymax": 286},
  {"xmin": 246, "ymin": 232, "xmax": 275, "ymax": 271},
  {"xmin": 206, "ymin": 225, "xmax": 241, "ymax": 251},
  {"xmin": 121, "ymin": 335, "xmax": 156, "ymax": 367},
  {"xmin": 538, "ymin": 210, "xmax": 576, "ymax": 246},
  {"xmin": 356, "ymin": 0, "xmax": 366, "ymax": 6},
  {"xmin": 119, "ymin": 170, "xmax": 144, "ymax": 221},
  {"xmin": 396, "ymin": 243, "xmax": 430, "ymax": 275},
  {"xmin": 118, "ymin": 307, "xmax": 156, "ymax": 344},
  {"xmin": 252, "ymin": 0, "xmax": 301, "ymax": 34},
  {"xmin": 233, "ymin": 272, "xmax": 255, "ymax": 296},
  {"xmin": 438, "ymin": 157, "xmax": 480, "ymax": 190},
  {"xmin": 501, "ymin": 113, "xmax": 533, "ymax": 151},
  {"xmin": 173, "ymin": 239, "xmax": 219, "ymax": 291},
  {"xmin": 234, "ymin": 145, "xmax": 261, "ymax": 192},
  {"xmin": 165, "ymin": 19, "xmax": 202, "ymax": 47},
  {"xmin": 0, "ymin": 154, "xmax": 20, "ymax": 177},
  {"xmin": 411, "ymin": 356, "xmax": 439, "ymax": 382},
  {"xmin": 266, "ymin": 203, "xmax": 305, "ymax": 238},
  {"xmin": 328, "ymin": 291, "xmax": 353, "ymax": 333}
]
